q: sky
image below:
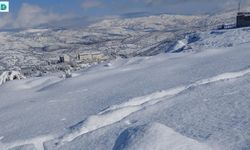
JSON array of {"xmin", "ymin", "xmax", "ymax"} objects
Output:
[{"xmin": 0, "ymin": 0, "xmax": 247, "ymax": 29}]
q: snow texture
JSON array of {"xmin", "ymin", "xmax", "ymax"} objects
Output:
[{"xmin": 113, "ymin": 123, "xmax": 212, "ymax": 150}]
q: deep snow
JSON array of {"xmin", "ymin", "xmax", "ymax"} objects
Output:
[
  {"xmin": 112, "ymin": 123, "xmax": 212, "ymax": 150},
  {"xmin": 1, "ymin": 40, "xmax": 250, "ymax": 149}
]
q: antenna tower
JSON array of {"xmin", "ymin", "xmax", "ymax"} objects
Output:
[{"xmin": 238, "ymin": 0, "xmax": 242, "ymax": 12}]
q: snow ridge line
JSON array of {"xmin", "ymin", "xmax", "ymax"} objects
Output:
[{"xmin": 56, "ymin": 67, "xmax": 250, "ymax": 146}]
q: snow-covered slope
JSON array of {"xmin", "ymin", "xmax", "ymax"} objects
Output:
[
  {"xmin": 1, "ymin": 38, "xmax": 250, "ymax": 150},
  {"xmin": 190, "ymin": 27, "xmax": 250, "ymax": 50},
  {"xmin": 0, "ymin": 11, "xmax": 238, "ymax": 76},
  {"xmin": 2, "ymin": 9, "xmax": 250, "ymax": 150},
  {"xmin": 113, "ymin": 123, "xmax": 212, "ymax": 150}
]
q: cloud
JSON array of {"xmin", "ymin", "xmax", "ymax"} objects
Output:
[
  {"xmin": 0, "ymin": 3, "xmax": 72, "ymax": 29},
  {"xmin": 133, "ymin": 0, "xmax": 175, "ymax": 6},
  {"xmin": 130, "ymin": 0, "xmax": 250, "ymax": 14},
  {"xmin": 81, "ymin": 0, "xmax": 102, "ymax": 9},
  {"xmin": 0, "ymin": 14, "xmax": 13, "ymax": 28},
  {"xmin": 143, "ymin": 0, "xmax": 165, "ymax": 6}
]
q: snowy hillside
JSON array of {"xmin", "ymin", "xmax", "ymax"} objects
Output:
[
  {"xmin": 1, "ymin": 31, "xmax": 250, "ymax": 150},
  {"xmin": 0, "ymin": 11, "xmax": 237, "ymax": 76},
  {"xmin": 112, "ymin": 123, "xmax": 212, "ymax": 150},
  {"xmin": 2, "ymin": 8, "xmax": 250, "ymax": 150}
]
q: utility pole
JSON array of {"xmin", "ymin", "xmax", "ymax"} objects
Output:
[{"xmin": 238, "ymin": 0, "xmax": 242, "ymax": 12}]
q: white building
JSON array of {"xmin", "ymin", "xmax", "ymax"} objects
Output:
[
  {"xmin": 59, "ymin": 54, "xmax": 71, "ymax": 63},
  {"xmin": 77, "ymin": 51, "xmax": 109, "ymax": 63}
]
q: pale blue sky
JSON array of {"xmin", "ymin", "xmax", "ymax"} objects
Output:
[
  {"xmin": 9, "ymin": 0, "xmax": 240, "ymax": 16},
  {"xmin": 0, "ymin": 0, "xmax": 246, "ymax": 29}
]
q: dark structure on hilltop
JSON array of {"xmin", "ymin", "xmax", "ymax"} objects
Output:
[
  {"xmin": 237, "ymin": 12, "xmax": 250, "ymax": 27},
  {"xmin": 236, "ymin": 0, "xmax": 250, "ymax": 28}
]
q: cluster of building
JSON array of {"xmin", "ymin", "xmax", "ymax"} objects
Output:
[
  {"xmin": 59, "ymin": 51, "xmax": 109, "ymax": 64},
  {"xmin": 236, "ymin": 0, "xmax": 250, "ymax": 28},
  {"xmin": 218, "ymin": 0, "xmax": 250, "ymax": 30},
  {"xmin": 237, "ymin": 12, "xmax": 250, "ymax": 28}
]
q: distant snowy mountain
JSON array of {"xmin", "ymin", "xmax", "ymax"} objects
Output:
[{"xmin": 0, "ymin": 11, "xmax": 238, "ymax": 76}]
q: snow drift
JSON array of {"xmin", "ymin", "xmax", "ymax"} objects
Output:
[{"xmin": 113, "ymin": 123, "xmax": 212, "ymax": 150}]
